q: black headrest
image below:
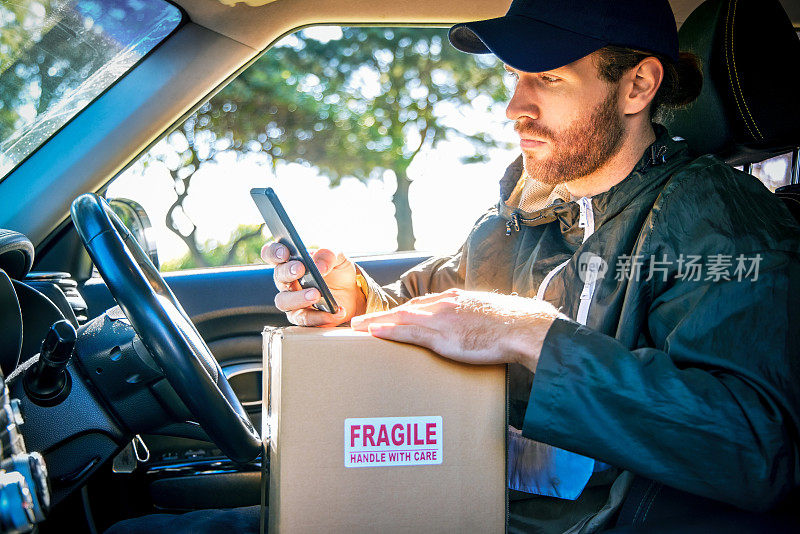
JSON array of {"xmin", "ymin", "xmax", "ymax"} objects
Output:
[
  {"xmin": 664, "ymin": 0, "xmax": 800, "ymax": 165},
  {"xmin": 0, "ymin": 229, "xmax": 33, "ymax": 280}
]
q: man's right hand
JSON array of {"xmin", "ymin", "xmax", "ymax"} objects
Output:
[{"xmin": 261, "ymin": 242, "xmax": 366, "ymax": 327}]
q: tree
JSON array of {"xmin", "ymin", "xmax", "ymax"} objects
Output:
[
  {"xmin": 160, "ymin": 223, "xmax": 268, "ymax": 271},
  {"xmin": 151, "ymin": 26, "xmax": 510, "ymax": 257}
]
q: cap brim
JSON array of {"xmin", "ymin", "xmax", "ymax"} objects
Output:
[{"xmin": 449, "ymin": 14, "xmax": 608, "ymax": 73}]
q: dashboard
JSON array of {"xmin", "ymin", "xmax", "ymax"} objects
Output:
[
  {"xmin": 0, "ymin": 230, "xmax": 66, "ymax": 532},
  {"xmin": 5, "ymin": 222, "xmax": 94, "ymax": 375}
]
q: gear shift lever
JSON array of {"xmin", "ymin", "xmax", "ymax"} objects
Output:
[{"xmin": 23, "ymin": 320, "xmax": 77, "ymax": 407}]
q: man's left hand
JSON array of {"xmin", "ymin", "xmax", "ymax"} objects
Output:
[{"xmin": 350, "ymin": 288, "xmax": 565, "ymax": 373}]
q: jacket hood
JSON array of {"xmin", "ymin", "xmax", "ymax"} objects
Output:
[{"xmin": 497, "ymin": 125, "xmax": 691, "ymax": 232}]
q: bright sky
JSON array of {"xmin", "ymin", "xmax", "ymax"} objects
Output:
[
  {"xmin": 107, "ymin": 26, "xmax": 520, "ymax": 265},
  {"xmin": 108, "ymin": 120, "xmax": 518, "ymax": 262}
]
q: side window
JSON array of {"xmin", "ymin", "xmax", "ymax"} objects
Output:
[
  {"xmin": 749, "ymin": 152, "xmax": 794, "ymax": 192},
  {"xmin": 107, "ymin": 26, "xmax": 515, "ymax": 272}
]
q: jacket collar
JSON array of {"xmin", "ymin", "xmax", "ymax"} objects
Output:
[{"xmin": 497, "ymin": 124, "xmax": 690, "ymax": 230}]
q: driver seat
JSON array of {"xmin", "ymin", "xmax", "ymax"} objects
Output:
[
  {"xmin": 613, "ymin": 0, "xmax": 800, "ymax": 530},
  {"xmin": 663, "ymin": 0, "xmax": 800, "ymax": 222}
]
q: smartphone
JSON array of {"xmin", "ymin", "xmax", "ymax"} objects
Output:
[{"xmin": 250, "ymin": 187, "xmax": 339, "ymax": 314}]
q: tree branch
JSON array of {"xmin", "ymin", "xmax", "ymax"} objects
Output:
[
  {"xmin": 224, "ymin": 223, "xmax": 266, "ymax": 264},
  {"xmin": 164, "ymin": 158, "xmax": 209, "ymax": 268},
  {"xmin": 408, "ymin": 122, "xmax": 430, "ymax": 163}
]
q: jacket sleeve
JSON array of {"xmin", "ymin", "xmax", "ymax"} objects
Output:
[
  {"xmin": 355, "ymin": 251, "xmax": 466, "ymax": 313},
  {"xmin": 522, "ymin": 242, "xmax": 800, "ymax": 509},
  {"xmin": 354, "ymin": 205, "xmax": 500, "ymax": 312}
]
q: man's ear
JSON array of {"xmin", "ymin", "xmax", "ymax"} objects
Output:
[{"xmin": 621, "ymin": 56, "xmax": 663, "ymax": 116}]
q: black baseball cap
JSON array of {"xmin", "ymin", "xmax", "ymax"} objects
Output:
[{"xmin": 449, "ymin": 0, "xmax": 679, "ymax": 73}]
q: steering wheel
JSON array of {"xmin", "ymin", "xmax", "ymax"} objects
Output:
[{"xmin": 71, "ymin": 193, "xmax": 262, "ymax": 463}]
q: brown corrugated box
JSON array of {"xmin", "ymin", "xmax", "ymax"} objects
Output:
[{"xmin": 263, "ymin": 326, "xmax": 507, "ymax": 533}]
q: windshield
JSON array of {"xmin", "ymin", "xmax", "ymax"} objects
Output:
[{"xmin": 0, "ymin": 0, "xmax": 182, "ymax": 179}]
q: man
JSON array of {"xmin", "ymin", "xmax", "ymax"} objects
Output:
[
  {"xmin": 263, "ymin": 0, "xmax": 800, "ymax": 532},
  {"xmin": 107, "ymin": 0, "xmax": 798, "ymax": 532}
]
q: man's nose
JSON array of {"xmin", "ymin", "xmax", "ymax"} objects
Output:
[{"xmin": 506, "ymin": 82, "xmax": 540, "ymax": 122}]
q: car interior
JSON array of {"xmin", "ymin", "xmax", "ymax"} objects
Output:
[{"xmin": 0, "ymin": 0, "xmax": 798, "ymax": 531}]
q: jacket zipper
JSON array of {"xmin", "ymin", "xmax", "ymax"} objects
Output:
[
  {"xmin": 510, "ymin": 199, "xmax": 597, "ymax": 502},
  {"xmin": 505, "ymin": 212, "xmax": 546, "ymax": 236},
  {"xmin": 575, "ymin": 197, "xmax": 596, "ymax": 326},
  {"xmin": 577, "ymin": 196, "xmax": 595, "ymax": 243},
  {"xmin": 505, "ymin": 213, "xmax": 520, "ymax": 235},
  {"xmin": 535, "ymin": 197, "xmax": 597, "ymax": 327},
  {"xmin": 577, "ymin": 256, "xmax": 601, "ymax": 325}
]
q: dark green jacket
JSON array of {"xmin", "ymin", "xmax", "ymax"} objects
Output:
[{"xmin": 360, "ymin": 127, "xmax": 800, "ymax": 520}]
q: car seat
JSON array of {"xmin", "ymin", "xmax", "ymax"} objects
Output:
[
  {"xmin": 614, "ymin": 3, "xmax": 800, "ymax": 529},
  {"xmin": 664, "ymin": 0, "xmax": 800, "ymax": 224}
]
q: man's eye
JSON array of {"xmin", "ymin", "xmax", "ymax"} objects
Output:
[
  {"xmin": 503, "ymin": 71, "xmax": 519, "ymax": 91},
  {"xmin": 540, "ymin": 75, "xmax": 560, "ymax": 84}
]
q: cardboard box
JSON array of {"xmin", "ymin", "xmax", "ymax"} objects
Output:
[{"xmin": 263, "ymin": 326, "xmax": 507, "ymax": 533}]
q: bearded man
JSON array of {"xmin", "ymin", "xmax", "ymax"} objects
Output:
[{"xmin": 108, "ymin": 0, "xmax": 800, "ymax": 532}]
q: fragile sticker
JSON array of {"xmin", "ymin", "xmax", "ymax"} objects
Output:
[{"xmin": 344, "ymin": 416, "xmax": 443, "ymax": 468}]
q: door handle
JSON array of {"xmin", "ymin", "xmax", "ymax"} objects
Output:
[{"xmin": 221, "ymin": 361, "xmax": 262, "ymax": 408}]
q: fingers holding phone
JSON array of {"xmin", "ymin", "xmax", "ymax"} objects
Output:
[
  {"xmin": 261, "ymin": 242, "xmax": 365, "ymax": 326},
  {"xmin": 253, "ymin": 187, "xmax": 366, "ymax": 326}
]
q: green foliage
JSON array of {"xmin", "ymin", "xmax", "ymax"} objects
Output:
[
  {"xmin": 209, "ymin": 27, "xmax": 509, "ymax": 182},
  {"xmin": 0, "ymin": 1, "xmax": 112, "ymax": 156},
  {"xmin": 151, "ymin": 26, "xmax": 511, "ymax": 259},
  {"xmin": 161, "ymin": 224, "xmax": 269, "ymax": 272},
  {"xmin": 0, "ymin": 0, "xmax": 179, "ymax": 172}
]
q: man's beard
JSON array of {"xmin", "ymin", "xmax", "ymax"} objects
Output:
[{"xmin": 516, "ymin": 86, "xmax": 625, "ymax": 185}]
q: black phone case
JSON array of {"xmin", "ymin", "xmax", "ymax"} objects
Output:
[{"xmin": 250, "ymin": 187, "xmax": 339, "ymax": 314}]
